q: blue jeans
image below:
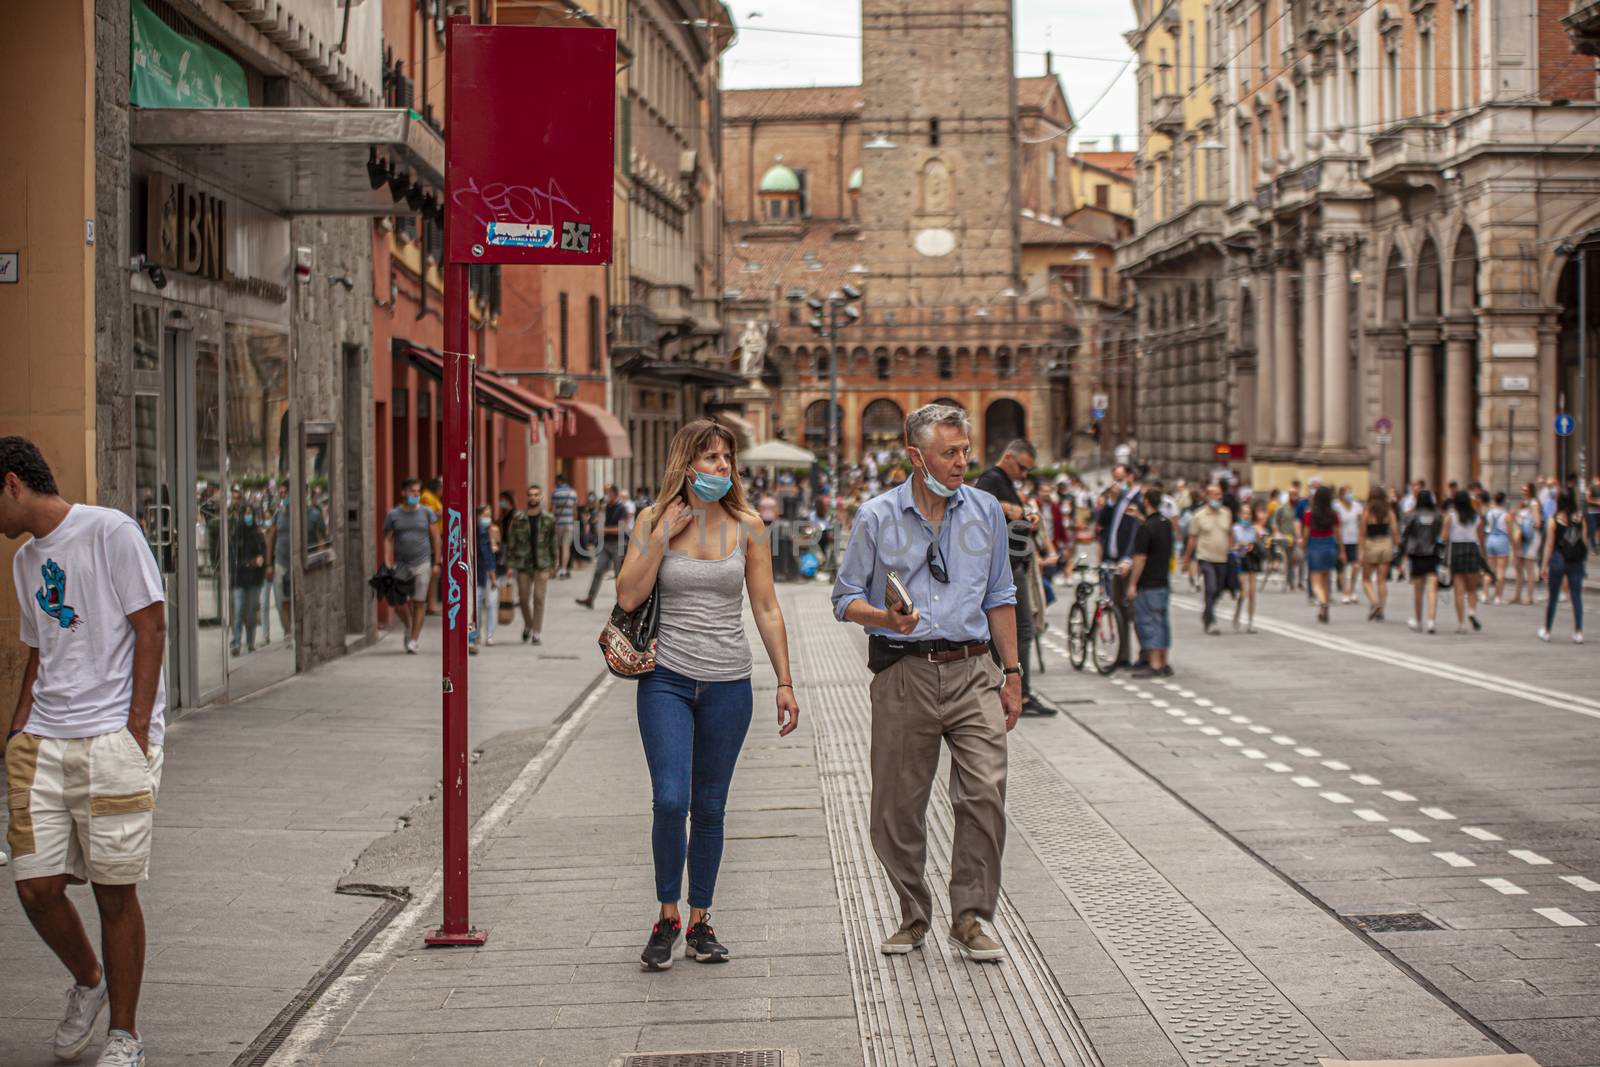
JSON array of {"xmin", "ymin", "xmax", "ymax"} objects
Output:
[
  {"xmin": 637, "ymin": 665, "xmax": 753, "ymax": 908},
  {"xmin": 231, "ymin": 582, "xmax": 261, "ymax": 648},
  {"xmin": 1546, "ymin": 554, "xmax": 1585, "ymax": 632}
]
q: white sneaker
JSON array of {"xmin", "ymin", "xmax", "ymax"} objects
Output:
[
  {"xmin": 96, "ymin": 1030, "xmax": 144, "ymax": 1067},
  {"xmin": 1574, "ymin": 633, "xmax": 1585, "ymax": 645},
  {"xmin": 485, "ymin": 635, "xmax": 495, "ymax": 647},
  {"xmin": 1538, "ymin": 628, "xmax": 1551, "ymax": 642},
  {"xmin": 1408, "ymin": 618, "xmax": 1419, "ymax": 631},
  {"xmin": 53, "ymin": 978, "xmax": 107, "ymax": 1060},
  {"xmin": 1425, "ymin": 619, "xmax": 1436, "ymax": 634}
]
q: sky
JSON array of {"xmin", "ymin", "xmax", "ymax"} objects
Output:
[{"xmin": 720, "ymin": 1, "xmax": 1139, "ymax": 152}]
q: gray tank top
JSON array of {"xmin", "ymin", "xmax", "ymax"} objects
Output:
[{"xmin": 654, "ymin": 537, "xmax": 753, "ymax": 682}]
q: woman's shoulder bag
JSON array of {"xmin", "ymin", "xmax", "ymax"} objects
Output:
[{"xmin": 598, "ymin": 584, "xmax": 660, "ymax": 678}]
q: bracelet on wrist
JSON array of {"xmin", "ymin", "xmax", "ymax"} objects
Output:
[{"xmin": 777, "ymin": 683, "xmax": 794, "ymax": 690}]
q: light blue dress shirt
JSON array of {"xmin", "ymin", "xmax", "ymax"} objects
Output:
[{"xmin": 831, "ymin": 480, "xmax": 1017, "ymax": 642}]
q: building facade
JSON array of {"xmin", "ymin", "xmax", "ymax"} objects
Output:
[
  {"xmin": 720, "ymin": 4, "xmax": 1102, "ymax": 470},
  {"xmin": 1124, "ymin": 0, "xmax": 1600, "ymax": 491},
  {"xmin": 2, "ymin": 0, "xmax": 411, "ymax": 710}
]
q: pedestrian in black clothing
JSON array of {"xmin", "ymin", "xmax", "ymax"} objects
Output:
[
  {"xmin": 1101, "ymin": 464, "xmax": 1144, "ymax": 667},
  {"xmin": 974, "ymin": 439, "xmax": 1055, "ymax": 716},
  {"xmin": 1125, "ymin": 486, "xmax": 1174, "ymax": 678}
]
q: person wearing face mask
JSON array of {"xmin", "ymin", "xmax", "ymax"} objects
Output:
[
  {"xmin": 1098, "ymin": 463, "xmax": 1143, "ymax": 669},
  {"xmin": 576, "ymin": 485, "xmax": 630, "ymax": 610},
  {"xmin": 229, "ymin": 497, "xmax": 267, "ymax": 656},
  {"xmin": 1182, "ymin": 482, "xmax": 1233, "ymax": 636},
  {"xmin": 504, "ymin": 484, "xmax": 557, "ymax": 644},
  {"xmin": 264, "ymin": 483, "xmax": 293, "ymax": 642},
  {"xmin": 468, "ymin": 504, "xmax": 500, "ymax": 654},
  {"xmin": 616, "ymin": 420, "xmax": 799, "ymax": 972},
  {"xmin": 383, "ymin": 477, "xmax": 440, "ymax": 654},
  {"xmin": 1333, "ymin": 485, "xmax": 1364, "ymax": 604},
  {"xmin": 973, "ymin": 440, "xmax": 1054, "ymax": 716},
  {"xmin": 833, "ymin": 404, "xmax": 1022, "ymax": 964}
]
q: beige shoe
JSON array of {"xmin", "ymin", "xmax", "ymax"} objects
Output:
[
  {"xmin": 879, "ymin": 922, "xmax": 928, "ymax": 955},
  {"xmin": 947, "ymin": 917, "xmax": 1006, "ymax": 962}
]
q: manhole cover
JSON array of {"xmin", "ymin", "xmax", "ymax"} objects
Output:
[
  {"xmin": 614, "ymin": 1054, "xmax": 786, "ymax": 1067},
  {"xmin": 1347, "ymin": 912, "xmax": 1443, "ymax": 932}
]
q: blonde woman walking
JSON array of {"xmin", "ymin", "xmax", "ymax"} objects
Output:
[
  {"xmin": 1358, "ymin": 485, "xmax": 1396, "ymax": 622},
  {"xmin": 615, "ymin": 420, "xmax": 800, "ymax": 971}
]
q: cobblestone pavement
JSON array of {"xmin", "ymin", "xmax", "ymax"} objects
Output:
[{"xmin": 3, "ymin": 575, "xmax": 1591, "ymax": 1066}]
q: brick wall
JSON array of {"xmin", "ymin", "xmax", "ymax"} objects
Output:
[{"xmin": 1541, "ymin": 0, "xmax": 1596, "ymax": 101}]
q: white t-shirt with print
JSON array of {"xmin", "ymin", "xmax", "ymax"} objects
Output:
[
  {"xmin": 1334, "ymin": 499, "xmax": 1364, "ymax": 543},
  {"xmin": 13, "ymin": 504, "xmax": 168, "ymax": 743}
]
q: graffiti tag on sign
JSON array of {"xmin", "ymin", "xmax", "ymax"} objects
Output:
[
  {"xmin": 446, "ymin": 508, "xmax": 466, "ymax": 631},
  {"xmin": 451, "ymin": 177, "xmax": 579, "ymax": 230}
]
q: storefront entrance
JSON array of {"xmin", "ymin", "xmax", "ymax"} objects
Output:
[{"xmin": 132, "ymin": 297, "xmax": 295, "ymax": 707}]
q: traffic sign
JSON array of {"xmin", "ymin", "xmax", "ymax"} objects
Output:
[
  {"xmin": 1091, "ymin": 392, "xmax": 1110, "ymax": 411},
  {"xmin": 1375, "ymin": 432, "xmax": 1393, "ymax": 445},
  {"xmin": 1375, "ymin": 415, "xmax": 1393, "ymax": 435},
  {"xmin": 1090, "ymin": 407, "xmax": 1106, "ymax": 421},
  {"xmin": 1556, "ymin": 413, "xmax": 1576, "ymax": 437}
]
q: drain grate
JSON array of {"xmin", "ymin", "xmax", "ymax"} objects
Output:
[
  {"xmin": 1347, "ymin": 912, "xmax": 1443, "ymax": 932},
  {"xmin": 614, "ymin": 1053, "xmax": 786, "ymax": 1067}
]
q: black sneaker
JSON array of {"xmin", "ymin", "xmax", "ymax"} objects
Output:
[
  {"xmin": 1156, "ymin": 665, "xmax": 1175, "ymax": 677},
  {"xmin": 685, "ymin": 919, "xmax": 729, "ymax": 963},
  {"xmin": 640, "ymin": 917, "xmax": 681, "ymax": 971}
]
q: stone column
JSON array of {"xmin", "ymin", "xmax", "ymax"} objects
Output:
[
  {"xmin": 1302, "ymin": 248, "xmax": 1324, "ymax": 447},
  {"xmin": 1253, "ymin": 271, "xmax": 1276, "ymax": 447},
  {"xmin": 1274, "ymin": 257, "xmax": 1297, "ymax": 447},
  {"xmin": 1443, "ymin": 320, "xmax": 1477, "ymax": 485},
  {"xmin": 1408, "ymin": 326, "xmax": 1439, "ymax": 487},
  {"xmin": 1322, "ymin": 237, "xmax": 1351, "ymax": 449},
  {"xmin": 1539, "ymin": 320, "xmax": 1560, "ymax": 481}
]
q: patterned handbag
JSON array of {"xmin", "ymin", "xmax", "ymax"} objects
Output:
[{"xmin": 597, "ymin": 584, "xmax": 660, "ymax": 679}]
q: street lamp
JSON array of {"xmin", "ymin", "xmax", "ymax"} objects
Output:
[
  {"xmin": 790, "ymin": 283, "xmax": 864, "ymax": 570},
  {"xmin": 865, "ymin": 134, "xmax": 897, "ymax": 150}
]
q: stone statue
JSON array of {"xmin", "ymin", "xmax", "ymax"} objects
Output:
[
  {"xmin": 922, "ymin": 158, "xmax": 952, "ymax": 215},
  {"xmin": 738, "ymin": 319, "xmax": 767, "ymax": 378}
]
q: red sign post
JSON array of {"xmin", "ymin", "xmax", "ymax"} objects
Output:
[{"xmin": 426, "ymin": 16, "xmax": 615, "ymax": 948}]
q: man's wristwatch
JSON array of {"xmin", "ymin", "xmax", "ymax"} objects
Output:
[{"xmin": 1002, "ymin": 665, "xmax": 1022, "ymax": 677}]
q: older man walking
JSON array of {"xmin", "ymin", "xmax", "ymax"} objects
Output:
[{"xmin": 833, "ymin": 404, "xmax": 1023, "ymax": 962}]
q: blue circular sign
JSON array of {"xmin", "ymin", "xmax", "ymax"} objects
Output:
[
  {"xmin": 1090, "ymin": 407, "xmax": 1106, "ymax": 420},
  {"xmin": 1556, "ymin": 413, "xmax": 1576, "ymax": 438}
]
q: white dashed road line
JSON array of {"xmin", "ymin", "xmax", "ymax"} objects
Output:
[
  {"xmin": 1391, "ymin": 829, "xmax": 1431, "ymax": 844},
  {"xmin": 1561, "ymin": 875, "xmax": 1600, "ymax": 892},
  {"xmin": 1419, "ymin": 807, "xmax": 1456, "ymax": 821},
  {"xmin": 1433, "ymin": 852, "xmax": 1477, "ymax": 868},
  {"xmin": 1510, "ymin": 850, "xmax": 1554, "ymax": 866},
  {"xmin": 1534, "ymin": 907, "xmax": 1588, "ymax": 927},
  {"xmin": 1481, "ymin": 878, "xmax": 1528, "ymax": 895},
  {"xmin": 1462, "ymin": 827, "xmax": 1502, "ymax": 841}
]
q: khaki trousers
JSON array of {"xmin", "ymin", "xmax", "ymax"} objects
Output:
[
  {"xmin": 869, "ymin": 653, "xmax": 1008, "ymax": 930},
  {"xmin": 516, "ymin": 568, "xmax": 552, "ymax": 633}
]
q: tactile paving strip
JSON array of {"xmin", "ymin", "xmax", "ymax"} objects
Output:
[
  {"xmin": 789, "ymin": 594, "xmax": 1099, "ymax": 1067},
  {"xmin": 1005, "ymin": 740, "xmax": 1333, "ymax": 1065}
]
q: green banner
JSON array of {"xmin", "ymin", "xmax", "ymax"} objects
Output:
[{"xmin": 130, "ymin": 0, "xmax": 249, "ymax": 109}]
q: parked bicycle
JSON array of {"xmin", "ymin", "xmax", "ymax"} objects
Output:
[{"xmin": 1066, "ymin": 562, "xmax": 1123, "ymax": 675}]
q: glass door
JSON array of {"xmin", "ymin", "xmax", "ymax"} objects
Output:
[{"xmin": 132, "ymin": 302, "xmax": 228, "ymax": 709}]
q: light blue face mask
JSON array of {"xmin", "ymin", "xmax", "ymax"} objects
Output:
[
  {"xmin": 690, "ymin": 471, "xmax": 733, "ymax": 502},
  {"xmin": 911, "ymin": 449, "xmax": 957, "ymax": 498}
]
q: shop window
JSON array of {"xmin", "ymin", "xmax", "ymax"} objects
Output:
[
  {"xmin": 588, "ymin": 295, "xmax": 602, "ymax": 371},
  {"xmin": 302, "ymin": 423, "xmax": 336, "ymax": 568},
  {"xmin": 559, "ymin": 292, "xmax": 570, "ymax": 370}
]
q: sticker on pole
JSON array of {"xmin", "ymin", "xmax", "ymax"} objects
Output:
[
  {"xmin": 446, "ymin": 24, "xmax": 616, "ymax": 266},
  {"xmin": 485, "ymin": 222, "xmax": 555, "ymax": 249}
]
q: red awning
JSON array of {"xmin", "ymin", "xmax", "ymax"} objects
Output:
[
  {"xmin": 555, "ymin": 399, "xmax": 633, "ymax": 459},
  {"xmin": 402, "ymin": 347, "xmax": 559, "ymax": 426}
]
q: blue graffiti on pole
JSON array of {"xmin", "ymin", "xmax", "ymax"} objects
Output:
[{"xmin": 446, "ymin": 508, "xmax": 466, "ymax": 631}]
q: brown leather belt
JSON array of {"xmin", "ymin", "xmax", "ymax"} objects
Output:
[{"xmin": 923, "ymin": 641, "xmax": 991, "ymax": 664}]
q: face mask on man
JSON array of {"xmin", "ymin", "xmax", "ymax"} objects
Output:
[
  {"xmin": 479, "ymin": 516, "xmax": 492, "ymax": 529},
  {"xmin": 243, "ymin": 512, "xmax": 255, "ymax": 527},
  {"xmin": 1207, "ymin": 499, "xmax": 1221, "ymax": 510},
  {"xmin": 910, "ymin": 448, "xmax": 957, "ymax": 499},
  {"xmin": 405, "ymin": 493, "xmax": 420, "ymax": 507}
]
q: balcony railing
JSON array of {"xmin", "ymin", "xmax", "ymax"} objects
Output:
[
  {"xmin": 610, "ymin": 304, "xmax": 659, "ymax": 355},
  {"xmin": 1366, "ymin": 121, "xmax": 1449, "ymax": 190},
  {"xmin": 1151, "ymin": 94, "xmax": 1184, "ymax": 137}
]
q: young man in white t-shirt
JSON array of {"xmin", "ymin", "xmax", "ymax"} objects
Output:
[{"xmin": 2, "ymin": 437, "xmax": 166, "ymax": 1067}]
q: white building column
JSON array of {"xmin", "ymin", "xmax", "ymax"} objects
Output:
[
  {"xmin": 1322, "ymin": 237, "xmax": 1352, "ymax": 449},
  {"xmin": 1408, "ymin": 326, "xmax": 1439, "ymax": 487},
  {"xmin": 1302, "ymin": 247, "xmax": 1324, "ymax": 447},
  {"xmin": 1274, "ymin": 256, "xmax": 1298, "ymax": 447},
  {"xmin": 1443, "ymin": 319, "xmax": 1477, "ymax": 484}
]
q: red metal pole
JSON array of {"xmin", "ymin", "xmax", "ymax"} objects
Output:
[{"xmin": 427, "ymin": 14, "xmax": 485, "ymax": 947}]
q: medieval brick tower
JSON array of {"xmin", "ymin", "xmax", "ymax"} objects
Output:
[{"xmin": 858, "ymin": 0, "xmax": 1022, "ymax": 307}]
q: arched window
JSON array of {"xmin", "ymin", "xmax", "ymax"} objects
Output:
[
  {"xmin": 938, "ymin": 351, "xmax": 954, "ymax": 379},
  {"xmin": 876, "ymin": 354, "xmax": 890, "ymax": 380},
  {"xmin": 997, "ymin": 348, "xmax": 1013, "ymax": 379},
  {"xmin": 860, "ymin": 398, "xmax": 905, "ymax": 455},
  {"xmin": 983, "ymin": 399, "xmax": 1027, "ymax": 465},
  {"xmin": 803, "ymin": 400, "xmax": 840, "ymax": 453}
]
